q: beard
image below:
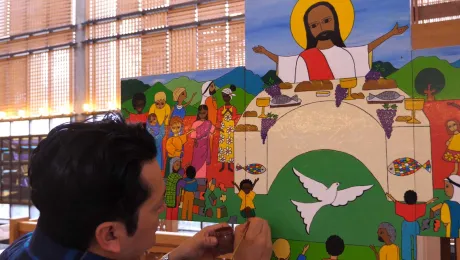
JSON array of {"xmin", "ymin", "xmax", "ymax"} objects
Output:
[
  {"xmin": 378, "ymin": 236, "xmax": 384, "ymax": 242},
  {"xmin": 209, "ymin": 89, "xmax": 217, "ymax": 96},
  {"xmin": 315, "ymin": 30, "xmax": 336, "ymax": 41}
]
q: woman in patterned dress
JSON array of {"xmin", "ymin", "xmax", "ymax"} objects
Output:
[
  {"xmin": 444, "ymin": 119, "xmax": 460, "ymax": 175},
  {"xmin": 217, "ymin": 85, "xmax": 238, "ymax": 172}
]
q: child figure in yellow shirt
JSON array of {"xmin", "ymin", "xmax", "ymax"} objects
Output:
[
  {"xmin": 149, "ymin": 92, "xmax": 171, "ymax": 126},
  {"xmin": 232, "ymin": 178, "xmax": 259, "ymax": 218},
  {"xmin": 165, "ymin": 116, "xmax": 193, "ymax": 177}
]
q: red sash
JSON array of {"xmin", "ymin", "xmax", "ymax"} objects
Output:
[{"xmin": 299, "ymin": 48, "xmax": 334, "ymax": 80}]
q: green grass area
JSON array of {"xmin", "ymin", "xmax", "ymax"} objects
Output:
[
  {"xmin": 389, "ymin": 56, "xmax": 460, "ymax": 100},
  {"xmin": 168, "ymin": 150, "xmax": 448, "ymax": 259}
]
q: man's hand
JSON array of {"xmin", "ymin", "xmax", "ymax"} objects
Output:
[
  {"xmin": 391, "ymin": 23, "xmax": 408, "ymax": 36},
  {"xmin": 369, "ymin": 245, "xmax": 377, "ymax": 252},
  {"xmin": 168, "ymin": 223, "xmax": 232, "ymax": 260},
  {"xmin": 253, "ymin": 45, "xmax": 267, "ymax": 54},
  {"xmin": 233, "ymin": 218, "xmax": 272, "ymax": 260}
]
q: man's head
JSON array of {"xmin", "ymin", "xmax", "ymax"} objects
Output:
[
  {"xmin": 404, "ymin": 190, "xmax": 418, "ymax": 205},
  {"xmin": 377, "ymin": 222, "xmax": 396, "ymax": 244},
  {"xmin": 445, "ymin": 175, "xmax": 460, "ymax": 199},
  {"xmin": 29, "ymin": 113, "xmax": 165, "ymax": 258},
  {"xmin": 240, "ymin": 179, "xmax": 254, "ymax": 194},
  {"xmin": 132, "ymin": 93, "xmax": 146, "ymax": 113},
  {"xmin": 202, "ymin": 81, "xmax": 217, "ymax": 97},
  {"xmin": 325, "ymin": 235, "xmax": 344, "ymax": 257},
  {"xmin": 303, "ymin": 1, "xmax": 345, "ymax": 49},
  {"xmin": 186, "ymin": 166, "xmax": 197, "ymax": 179}
]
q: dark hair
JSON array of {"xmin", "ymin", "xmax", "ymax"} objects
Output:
[
  {"xmin": 186, "ymin": 166, "xmax": 196, "ymax": 179},
  {"xmin": 303, "ymin": 1, "xmax": 346, "ymax": 50},
  {"xmin": 132, "ymin": 92, "xmax": 147, "ymax": 107},
  {"xmin": 229, "ymin": 84, "xmax": 237, "ymax": 92},
  {"xmin": 196, "ymin": 105, "xmax": 209, "ymax": 121},
  {"xmin": 325, "ymin": 235, "xmax": 345, "ymax": 256},
  {"xmin": 240, "ymin": 179, "xmax": 253, "ymax": 188},
  {"xmin": 29, "ymin": 112, "xmax": 157, "ymax": 251},
  {"xmin": 404, "ymin": 190, "xmax": 418, "ymax": 205}
]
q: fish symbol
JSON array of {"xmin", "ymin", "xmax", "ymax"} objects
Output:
[
  {"xmin": 388, "ymin": 157, "xmax": 431, "ymax": 176},
  {"xmin": 368, "ymin": 91, "xmax": 402, "ymax": 101},
  {"xmin": 236, "ymin": 163, "xmax": 267, "ymax": 175}
]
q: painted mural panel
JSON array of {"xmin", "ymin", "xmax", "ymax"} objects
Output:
[
  {"xmin": 121, "ymin": 68, "xmax": 258, "ymax": 224},
  {"xmin": 119, "ymin": 0, "xmax": 460, "ymax": 258},
  {"xmin": 243, "ymin": 0, "xmax": 459, "ymax": 259}
]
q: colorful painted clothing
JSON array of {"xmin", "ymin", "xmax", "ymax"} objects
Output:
[
  {"xmin": 165, "ymin": 172, "xmax": 182, "ymax": 220},
  {"xmin": 181, "ymin": 177, "xmax": 198, "ymax": 221},
  {"xmin": 166, "ymin": 135, "xmax": 187, "ymax": 158},
  {"xmin": 296, "ymin": 256, "xmax": 306, "ymax": 260},
  {"xmin": 148, "ymin": 104, "xmax": 171, "ymax": 126},
  {"xmin": 379, "ymin": 244, "xmax": 400, "ymax": 260},
  {"xmin": 126, "ymin": 112, "xmax": 148, "ymax": 124},
  {"xmin": 395, "ymin": 202, "xmax": 425, "ymax": 260},
  {"xmin": 238, "ymin": 190, "xmax": 256, "ymax": 218},
  {"xmin": 444, "ymin": 133, "xmax": 460, "ymax": 163},
  {"xmin": 441, "ymin": 200, "xmax": 460, "ymax": 238},
  {"xmin": 165, "ymin": 134, "xmax": 187, "ymax": 175},
  {"xmin": 218, "ymin": 105, "xmax": 237, "ymax": 163},
  {"xmin": 147, "ymin": 123, "xmax": 165, "ymax": 170},
  {"xmin": 205, "ymin": 97, "xmax": 218, "ymax": 126},
  {"xmin": 190, "ymin": 120, "xmax": 215, "ymax": 178},
  {"xmin": 165, "ymin": 173, "xmax": 182, "ymax": 208}
]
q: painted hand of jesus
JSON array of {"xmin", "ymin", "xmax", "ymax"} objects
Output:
[
  {"xmin": 252, "ymin": 45, "xmax": 266, "ymax": 54},
  {"xmin": 390, "ymin": 23, "xmax": 408, "ymax": 36}
]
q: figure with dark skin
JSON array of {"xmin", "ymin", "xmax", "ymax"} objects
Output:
[
  {"xmin": 232, "ymin": 178, "xmax": 259, "ymax": 218},
  {"xmin": 252, "ymin": 1, "xmax": 408, "ymax": 82},
  {"xmin": 123, "ymin": 93, "xmax": 149, "ymax": 124},
  {"xmin": 370, "ymin": 222, "xmax": 400, "ymax": 260},
  {"xmin": 217, "ymin": 85, "xmax": 238, "ymax": 172}
]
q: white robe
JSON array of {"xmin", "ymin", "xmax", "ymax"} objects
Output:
[{"xmin": 277, "ymin": 45, "xmax": 370, "ymax": 83}]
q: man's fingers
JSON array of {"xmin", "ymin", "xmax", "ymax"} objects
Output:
[
  {"xmin": 244, "ymin": 218, "xmax": 266, "ymax": 241},
  {"xmin": 203, "ymin": 222, "xmax": 230, "ymax": 235}
]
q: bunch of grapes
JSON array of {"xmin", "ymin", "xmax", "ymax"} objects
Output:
[
  {"xmin": 261, "ymin": 113, "xmax": 278, "ymax": 144},
  {"xmin": 377, "ymin": 104, "xmax": 397, "ymax": 139},
  {"xmin": 335, "ymin": 84, "xmax": 347, "ymax": 107},
  {"xmin": 264, "ymin": 84, "xmax": 282, "ymax": 98},
  {"xmin": 365, "ymin": 70, "xmax": 381, "ymax": 82}
]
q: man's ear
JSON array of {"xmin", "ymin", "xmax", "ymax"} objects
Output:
[{"xmin": 94, "ymin": 222, "xmax": 122, "ymax": 253}]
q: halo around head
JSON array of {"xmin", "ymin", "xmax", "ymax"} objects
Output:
[{"xmin": 290, "ymin": 0, "xmax": 355, "ymax": 49}]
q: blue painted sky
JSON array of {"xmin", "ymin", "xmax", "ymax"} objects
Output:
[
  {"xmin": 122, "ymin": 68, "xmax": 234, "ymax": 85},
  {"xmin": 246, "ymin": 0, "xmax": 413, "ymax": 75},
  {"xmin": 413, "ymin": 45, "xmax": 460, "ymax": 63}
]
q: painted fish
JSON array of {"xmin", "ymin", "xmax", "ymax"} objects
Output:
[
  {"xmin": 236, "ymin": 163, "xmax": 267, "ymax": 175},
  {"xmin": 368, "ymin": 91, "xmax": 402, "ymax": 101},
  {"xmin": 388, "ymin": 157, "xmax": 431, "ymax": 176}
]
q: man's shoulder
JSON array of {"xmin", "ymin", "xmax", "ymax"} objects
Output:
[{"xmin": 0, "ymin": 232, "xmax": 33, "ymax": 260}]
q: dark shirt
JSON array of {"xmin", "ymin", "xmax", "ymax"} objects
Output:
[{"xmin": 0, "ymin": 226, "xmax": 107, "ymax": 260}]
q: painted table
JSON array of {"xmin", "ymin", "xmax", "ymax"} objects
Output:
[{"xmin": 234, "ymin": 77, "xmax": 433, "ymax": 202}]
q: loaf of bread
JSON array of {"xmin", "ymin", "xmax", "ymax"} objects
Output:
[
  {"xmin": 279, "ymin": 82, "xmax": 293, "ymax": 89},
  {"xmin": 243, "ymin": 111, "xmax": 258, "ymax": 117},
  {"xmin": 235, "ymin": 124, "xmax": 259, "ymax": 132},
  {"xmin": 295, "ymin": 80, "xmax": 333, "ymax": 92},
  {"xmin": 362, "ymin": 79, "xmax": 397, "ymax": 90}
]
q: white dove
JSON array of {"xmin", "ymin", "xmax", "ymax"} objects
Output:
[{"xmin": 291, "ymin": 168, "xmax": 373, "ymax": 234}]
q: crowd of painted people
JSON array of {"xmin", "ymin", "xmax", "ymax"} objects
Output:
[{"xmin": 124, "ymin": 81, "xmax": 239, "ymax": 221}]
